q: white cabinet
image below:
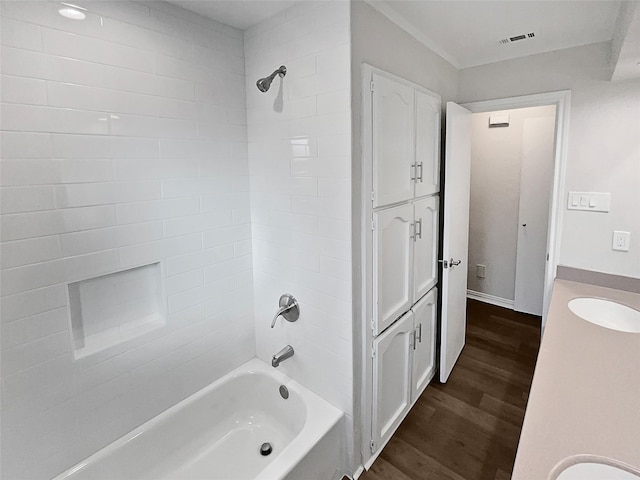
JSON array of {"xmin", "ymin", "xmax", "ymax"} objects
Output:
[
  {"xmin": 372, "ymin": 73, "xmax": 415, "ymax": 208},
  {"xmin": 411, "ymin": 288, "xmax": 437, "ymax": 401},
  {"xmin": 371, "ymin": 74, "xmax": 441, "ymax": 209},
  {"xmin": 363, "ymin": 66, "xmax": 442, "ymax": 465},
  {"xmin": 371, "ymin": 288, "xmax": 437, "ymax": 451},
  {"xmin": 373, "ymin": 199, "xmax": 438, "ymax": 336},
  {"xmin": 415, "ymin": 91, "xmax": 441, "ymax": 198},
  {"xmin": 413, "ymin": 196, "xmax": 439, "ymax": 302},
  {"xmin": 371, "ymin": 310, "xmax": 413, "ymax": 451},
  {"xmin": 373, "ymin": 203, "xmax": 413, "ymax": 335}
]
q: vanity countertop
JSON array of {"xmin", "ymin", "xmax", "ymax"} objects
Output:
[{"xmin": 512, "ymin": 279, "xmax": 640, "ymax": 479}]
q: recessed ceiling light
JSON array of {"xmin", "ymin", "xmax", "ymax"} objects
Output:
[{"xmin": 58, "ymin": 3, "xmax": 86, "ymax": 20}]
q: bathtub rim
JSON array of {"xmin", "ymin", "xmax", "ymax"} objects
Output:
[{"xmin": 52, "ymin": 357, "xmax": 343, "ymax": 480}]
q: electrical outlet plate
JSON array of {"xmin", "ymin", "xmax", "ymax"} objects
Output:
[{"xmin": 612, "ymin": 231, "xmax": 630, "ymax": 252}]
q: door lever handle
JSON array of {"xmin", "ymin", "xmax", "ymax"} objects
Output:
[{"xmin": 439, "ymin": 258, "xmax": 461, "ymax": 269}]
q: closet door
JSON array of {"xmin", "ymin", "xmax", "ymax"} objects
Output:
[
  {"xmin": 415, "ymin": 91, "xmax": 441, "ymax": 198},
  {"xmin": 372, "ymin": 310, "xmax": 414, "ymax": 452},
  {"xmin": 411, "ymin": 288, "xmax": 437, "ymax": 402},
  {"xmin": 412, "ymin": 196, "xmax": 439, "ymax": 302},
  {"xmin": 373, "ymin": 203, "xmax": 413, "ymax": 335},
  {"xmin": 372, "ymin": 73, "xmax": 415, "ymax": 208}
]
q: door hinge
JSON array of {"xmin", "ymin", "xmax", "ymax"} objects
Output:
[
  {"xmin": 371, "ymin": 343, "xmax": 376, "ymax": 358},
  {"xmin": 371, "ymin": 317, "xmax": 375, "ymax": 333},
  {"xmin": 371, "ymin": 217, "xmax": 375, "ymax": 231},
  {"xmin": 370, "ymin": 80, "xmax": 375, "ymax": 92},
  {"xmin": 370, "ymin": 439, "xmax": 376, "ymax": 452}
]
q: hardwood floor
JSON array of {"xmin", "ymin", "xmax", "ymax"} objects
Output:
[{"xmin": 361, "ymin": 299, "xmax": 541, "ymax": 480}]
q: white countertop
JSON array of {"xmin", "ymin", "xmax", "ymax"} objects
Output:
[{"xmin": 512, "ymin": 279, "xmax": 640, "ymax": 479}]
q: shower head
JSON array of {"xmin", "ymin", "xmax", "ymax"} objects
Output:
[{"xmin": 256, "ymin": 65, "xmax": 287, "ymax": 92}]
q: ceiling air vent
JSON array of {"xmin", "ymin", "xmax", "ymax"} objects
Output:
[{"xmin": 499, "ymin": 32, "xmax": 535, "ymax": 45}]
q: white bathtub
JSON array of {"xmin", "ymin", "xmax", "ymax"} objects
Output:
[{"xmin": 54, "ymin": 358, "xmax": 345, "ymax": 480}]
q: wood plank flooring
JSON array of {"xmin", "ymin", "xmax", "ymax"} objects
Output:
[{"xmin": 361, "ymin": 299, "xmax": 541, "ymax": 480}]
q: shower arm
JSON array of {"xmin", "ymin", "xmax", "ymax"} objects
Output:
[{"xmin": 256, "ymin": 65, "xmax": 287, "ymax": 92}]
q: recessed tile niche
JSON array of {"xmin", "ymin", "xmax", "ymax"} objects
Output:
[{"xmin": 68, "ymin": 263, "xmax": 165, "ymax": 359}]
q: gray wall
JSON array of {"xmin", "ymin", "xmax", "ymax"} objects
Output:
[{"xmin": 459, "ymin": 42, "xmax": 640, "ymax": 279}]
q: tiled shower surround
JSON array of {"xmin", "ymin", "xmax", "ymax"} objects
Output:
[
  {"xmin": 0, "ymin": 2, "xmax": 254, "ymax": 478},
  {"xmin": 0, "ymin": 1, "xmax": 354, "ymax": 478},
  {"xmin": 245, "ymin": 0, "xmax": 353, "ymax": 447}
]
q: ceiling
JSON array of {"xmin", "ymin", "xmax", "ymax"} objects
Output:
[
  {"xmin": 169, "ymin": 0, "xmax": 638, "ymax": 79},
  {"xmin": 368, "ymin": 0, "xmax": 622, "ymax": 69},
  {"xmin": 168, "ymin": 0, "xmax": 296, "ymax": 30}
]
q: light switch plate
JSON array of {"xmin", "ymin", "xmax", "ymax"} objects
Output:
[
  {"xmin": 613, "ymin": 231, "xmax": 630, "ymax": 252},
  {"xmin": 567, "ymin": 192, "xmax": 611, "ymax": 212}
]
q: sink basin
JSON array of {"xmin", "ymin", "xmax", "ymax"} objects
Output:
[
  {"xmin": 554, "ymin": 461, "xmax": 640, "ymax": 479},
  {"xmin": 568, "ymin": 297, "xmax": 640, "ymax": 333}
]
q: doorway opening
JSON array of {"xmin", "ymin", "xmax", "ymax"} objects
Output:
[
  {"xmin": 461, "ymin": 91, "xmax": 571, "ymax": 325},
  {"xmin": 467, "ymin": 105, "xmax": 557, "ymax": 317}
]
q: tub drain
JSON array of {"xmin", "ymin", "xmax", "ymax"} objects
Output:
[{"xmin": 260, "ymin": 442, "xmax": 273, "ymax": 456}]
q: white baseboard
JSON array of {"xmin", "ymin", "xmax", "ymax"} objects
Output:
[
  {"xmin": 467, "ymin": 290, "xmax": 514, "ymax": 310},
  {"xmin": 352, "ymin": 465, "xmax": 365, "ymax": 479}
]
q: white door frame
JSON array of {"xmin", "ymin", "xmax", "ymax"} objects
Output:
[{"xmin": 461, "ymin": 90, "xmax": 571, "ymax": 325}]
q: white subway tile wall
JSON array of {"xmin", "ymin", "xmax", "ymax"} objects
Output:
[
  {"xmin": 0, "ymin": 2, "xmax": 254, "ymax": 478},
  {"xmin": 244, "ymin": 0, "xmax": 353, "ymax": 438}
]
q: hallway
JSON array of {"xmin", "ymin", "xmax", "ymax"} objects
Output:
[{"xmin": 362, "ymin": 299, "xmax": 541, "ymax": 480}]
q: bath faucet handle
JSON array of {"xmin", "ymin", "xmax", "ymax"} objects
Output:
[{"xmin": 271, "ymin": 294, "xmax": 299, "ymax": 328}]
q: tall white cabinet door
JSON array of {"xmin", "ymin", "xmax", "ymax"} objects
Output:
[
  {"xmin": 372, "ymin": 73, "xmax": 415, "ymax": 208},
  {"xmin": 411, "ymin": 288, "xmax": 437, "ymax": 402},
  {"xmin": 415, "ymin": 91, "xmax": 441, "ymax": 198},
  {"xmin": 372, "ymin": 310, "xmax": 414, "ymax": 451},
  {"xmin": 412, "ymin": 196, "xmax": 439, "ymax": 302},
  {"xmin": 373, "ymin": 203, "xmax": 413, "ymax": 335}
]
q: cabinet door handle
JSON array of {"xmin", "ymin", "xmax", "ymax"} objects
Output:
[
  {"xmin": 417, "ymin": 323, "xmax": 422, "ymax": 343},
  {"xmin": 409, "ymin": 222, "xmax": 415, "ymax": 240},
  {"xmin": 411, "ymin": 329, "xmax": 417, "ymax": 350},
  {"xmin": 415, "ymin": 219, "xmax": 422, "ymax": 240},
  {"xmin": 416, "ymin": 162, "xmax": 424, "ymax": 182},
  {"xmin": 410, "ymin": 163, "xmax": 417, "ymax": 181}
]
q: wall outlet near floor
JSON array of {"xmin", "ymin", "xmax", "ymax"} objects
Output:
[
  {"xmin": 612, "ymin": 231, "xmax": 630, "ymax": 252},
  {"xmin": 476, "ymin": 264, "xmax": 486, "ymax": 278}
]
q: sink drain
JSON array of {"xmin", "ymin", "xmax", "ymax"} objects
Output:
[{"xmin": 259, "ymin": 442, "xmax": 273, "ymax": 456}]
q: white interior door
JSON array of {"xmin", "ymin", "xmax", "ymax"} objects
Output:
[
  {"xmin": 440, "ymin": 102, "xmax": 472, "ymax": 383},
  {"xmin": 371, "ymin": 310, "xmax": 414, "ymax": 450},
  {"xmin": 373, "ymin": 203, "xmax": 413, "ymax": 335},
  {"xmin": 413, "ymin": 196, "xmax": 438, "ymax": 302},
  {"xmin": 415, "ymin": 91, "xmax": 441, "ymax": 198},
  {"xmin": 514, "ymin": 116, "xmax": 555, "ymax": 315},
  {"xmin": 372, "ymin": 73, "xmax": 415, "ymax": 208},
  {"xmin": 411, "ymin": 288, "xmax": 437, "ymax": 402}
]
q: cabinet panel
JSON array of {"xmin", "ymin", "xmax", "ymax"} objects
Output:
[
  {"xmin": 413, "ymin": 196, "xmax": 439, "ymax": 302},
  {"xmin": 372, "ymin": 73, "xmax": 415, "ymax": 208},
  {"xmin": 374, "ymin": 203, "xmax": 413, "ymax": 335},
  {"xmin": 411, "ymin": 288, "xmax": 437, "ymax": 402},
  {"xmin": 415, "ymin": 91, "xmax": 441, "ymax": 198},
  {"xmin": 372, "ymin": 310, "xmax": 414, "ymax": 450}
]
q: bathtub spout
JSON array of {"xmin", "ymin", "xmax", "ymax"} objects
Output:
[{"xmin": 272, "ymin": 345, "xmax": 294, "ymax": 367}]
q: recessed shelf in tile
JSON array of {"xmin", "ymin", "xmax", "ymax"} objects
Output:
[{"xmin": 68, "ymin": 263, "xmax": 165, "ymax": 359}]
